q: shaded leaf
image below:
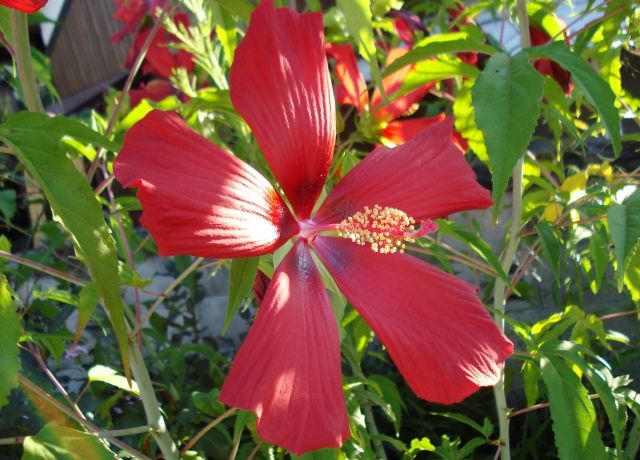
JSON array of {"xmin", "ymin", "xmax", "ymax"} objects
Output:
[
  {"xmin": 607, "ymin": 189, "xmax": 640, "ymax": 288},
  {"xmin": 472, "ymin": 52, "xmax": 544, "ymax": 205},
  {"xmin": 225, "ymin": 256, "xmax": 259, "ymax": 334},
  {"xmin": 526, "ymin": 41, "xmax": 621, "ymax": 157}
]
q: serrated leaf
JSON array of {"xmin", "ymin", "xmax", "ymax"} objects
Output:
[
  {"xmin": 526, "ymin": 41, "xmax": 621, "ymax": 157},
  {"xmin": 540, "ymin": 354, "xmax": 608, "ymax": 460},
  {"xmin": 88, "ymin": 365, "xmax": 139, "ymax": 395},
  {"xmin": 607, "ymin": 189, "xmax": 640, "ymax": 288},
  {"xmin": 0, "ymin": 274, "xmax": 21, "ymax": 409},
  {"xmin": 383, "ymin": 34, "xmax": 496, "ymax": 75},
  {"xmin": 22, "ymin": 422, "xmax": 116, "ymax": 460},
  {"xmin": 544, "ymin": 342, "xmax": 625, "ymax": 452},
  {"xmin": 0, "ymin": 113, "xmax": 130, "ymax": 380},
  {"xmin": 472, "ymin": 52, "xmax": 544, "ymax": 206},
  {"xmin": 337, "ymin": 0, "xmax": 385, "ymax": 103},
  {"xmin": 225, "ymin": 256, "xmax": 259, "ymax": 334}
]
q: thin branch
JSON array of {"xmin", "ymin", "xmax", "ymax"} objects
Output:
[
  {"xmin": 181, "ymin": 408, "xmax": 237, "ymax": 453},
  {"xmin": 86, "ymin": 2, "xmax": 176, "ymax": 183},
  {"xmin": 129, "ymin": 256, "xmax": 205, "ymax": 339},
  {"xmin": 18, "ymin": 375, "xmax": 153, "ymax": 460},
  {"xmin": 509, "ymin": 394, "xmax": 600, "ymax": 418},
  {"xmin": 0, "ymin": 250, "xmax": 88, "ymax": 286},
  {"xmin": 599, "ymin": 309, "xmax": 640, "ymax": 321}
]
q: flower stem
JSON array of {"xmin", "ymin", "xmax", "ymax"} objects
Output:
[
  {"xmin": 492, "ymin": 2, "xmax": 530, "ymax": 458},
  {"xmin": 10, "ymin": 11, "xmax": 43, "ymax": 113}
]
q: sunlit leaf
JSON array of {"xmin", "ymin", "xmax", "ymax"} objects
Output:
[
  {"xmin": 225, "ymin": 256, "xmax": 259, "ymax": 334},
  {"xmin": 607, "ymin": 188, "xmax": 640, "ymax": 288},
  {"xmin": 0, "ymin": 274, "xmax": 20, "ymax": 410},
  {"xmin": 472, "ymin": 52, "xmax": 544, "ymax": 206},
  {"xmin": 22, "ymin": 423, "xmax": 115, "ymax": 460},
  {"xmin": 540, "ymin": 354, "xmax": 607, "ymax": 460}
]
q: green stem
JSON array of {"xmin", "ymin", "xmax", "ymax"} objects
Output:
[
  {"xmin": 10, "ymin": 11, "xmax": 44, "ymax": 113},
  {"xmin": 492, "ymin": 2, "xmax": 530, "ymax": 459},
  {"xmin": 129, "ymin": 343, "xmax": 180, "ymax": 460}
]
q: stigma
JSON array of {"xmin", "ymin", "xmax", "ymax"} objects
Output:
[{"xmin": 337, "ymin": 205, "xmax": 437, "ymax": 254}]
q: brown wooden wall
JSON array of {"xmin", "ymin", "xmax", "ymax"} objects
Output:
[{"xmin": 49, "ymin": 0, "xmax": 133, "ymax": 100}]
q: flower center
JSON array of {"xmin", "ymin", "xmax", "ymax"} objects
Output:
[{"xmin": 337, "ymin": 204, "xmax": 437, "ymax": 254}]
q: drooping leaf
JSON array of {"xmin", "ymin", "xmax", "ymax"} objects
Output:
[
  {"xmin": 472, "ymin": 52, "xmax": 544, "ymax": 206},
  {"xmin": 544, "ymin": 341, "xmax": 625, "ymax": 452},
  {"xmin": 88, "ymin": 365, "xmax": 139, "ymax": 395},
  {"xmin": 540, "ymin": 354, "xmax": 608, "ymax": 460},
  {"xmin": 337, "ymin": 0, "xmax": 385, "ymax": 102},
  {"xmin": 607, "ymin": 188, "xmax": 640, "ymax": 288},
  {"xmin": 74, "ymin": 282, "xmax": 99, "ymax": 343},
  {"xmin": 526, "ymin": 41, "xmax": 621, "ymax": 157},
  {"xmin": 0, "ymin": 113, "xmax": 130, "ymax": 380},
  {"xmin": 383, "ymin": 33, "xmax": 496, "ymax": 75},
  {"xmin": 225, "ymin": 256, "xmax": 259, "ymax": 334},
  {"xmin": 0, "ymin": 274, "xmax": 21, "ymax": 410},
  {"xmin": 22, "ymin": 422, "xmax": 115, "ymax": 460}
]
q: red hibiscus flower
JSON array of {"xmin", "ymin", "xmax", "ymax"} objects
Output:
[
  {"xmin": 114, "ymin": 1, "xmax": 513, "ymax": 454},
  {"xmin": 112, "ymin": 0, "xmax": 168, "ymax": 42},
  {"xmin": 0, "ymin": 0, "xmax": 46, "ymax": 14},
  {"xmin": 530, "ymin": 24, "xmax": 573, "ymax": 95},
  {"xmin": 128, "ymin": 79, "xmax": 176, "ymax": 108},
  {"xmin": 326, "ymin": 43, "xmax": 442, "ymax": 146},
  {"xmin": 387, "ymin": 9, "xmax": 425, "ymax": 47},
  {"xmin": 124, "ymin": 12, "xmax": 194, "ymax": 79}
]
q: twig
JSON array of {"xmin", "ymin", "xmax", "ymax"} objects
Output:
[
  {"xmin": 181, "ymin": 408, "xmax": 237, "ymax": 453},
  {"xmin": 0, "ymin": 250, "xmax": 88, "ymax": 286},
  {"xmin": 129, "ymin": 256, "xmax": 205, "ymax": 339},
  {"xmin": 509, "ymin": 394, "xmax": 600, "ymax": 418},
  {"xmin": 0, "ymin": 436, "xmax": 25, "ymax": 445},
  {"xmin": 599, "ymin": 309, "xmax": 640, "ymax": 321},
  {"xmin": 247, "ymin": 443, "xmax": 262, "ymax": 460}
]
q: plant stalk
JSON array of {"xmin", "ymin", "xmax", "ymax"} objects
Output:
[{"xmin": 492, "ymin": 2, "xmax": 530, "ymax": 459}]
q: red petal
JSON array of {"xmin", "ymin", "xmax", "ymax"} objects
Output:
[
  {"xmin": 529, "ymin": 25, "xmax": 573, "ymax": 95},
  {"xmin": 0, "ymin": 0, "xmax": 46, "ymax": 13},
  {"xmin": 380, "ymin": 115, "xmax": 446, "ymax": 145},
  {"xmin": 370, "ymin": 48, "xmax": 434, "ymax": 122},
  {"xmin": 114, "ymin": 110, "xmax": 298, "ymax": 259},
  {"xmin": 325, "ymin": 43, "xmax": 369, "ymax": 112},
  {"xmin": 220, "ymin": 241, "xmax": 349, "ymax": 454},
  {"xmin": 230, "ymin": 0, "xmax": 335, "ymax": 219},
  {"xmin": 128, "ymin": 79, "xmax": 176, "ymax": 108},
  {"xmin": 314, "ymin": 117, "xmax": 492, "ymax": 224},
  {"xmin": 315, "ymin": 237, "xmax": 513, "ymax": 403}
]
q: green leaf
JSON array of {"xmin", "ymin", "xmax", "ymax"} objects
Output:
[
  {"xmin": 88, "ymin": 364, "xmax": 139, "ymax": 395},
  {"xmin": 453, "ymin": 79, "xmax": 488, "ymax": 163},
  {"xmin": 400, "ymin": 55, "xmax": 478, "ymax": 97},
  {"xmin": 607, "ymin": 189, "xmax": 640, "ymax": 288},
  {"xmin": 0, "ymin": 113, "xmax": 129, "ymax": 380},
  {"xmin": 337, "ymin": 0, "xmax": 385, "ymax": 104},
  {"xmin": 544, "ymin": 342, "xmax": 625, "ymax": 452},
  {"xmin": 526, "ymin": 41, "xmax": 621, "ymax": 157},
  {"xmin": 540, "ymin": 354, "xmax": 608, "ymax": 460},
  {"xmin": 436, "ymin": 220, "xmax": 510, "ymax": 284},
  {"xmin": 74, "ymin": 282, "xmax": 99, "ymax": 343},
  {"xmin": 0, "ymin": 274, "xmax": 21, "ymax": 409},
  {"xmin": 624, "ymin": 249, "xmax": 640, "ymax": 303},
  {"xmin": 191, "ymin": 389, "xmax": 225, "ymax": 417},
  {"xmin": 368, "ymin": 374, "xmax": 404, "ymax": 435},
  {"xmin": 472, "ymin": 52, "xmax": 544, "ymax": 206},
  {"xmin": 537, "ymin": 223, "xmax": 562, "ymax": 282},
  {"xmin": 225, "ymin": 256, "xmax": 259, "ymax": 334},
  {"xmin": 433, "ymin": 412, "xmax": 491, "ymax": 438},
  {"xmin": 22, "ymin": 422, "xmax": 116, "ymax": 460},
  {"xmin": 0, "ymin": 189, "xmax": 17, "ymax": 221},
  {"xmin": 208, "ymin": 0, "xmax": 253, "ymax": 22},
  {"xmin": 384, "ymin": 33, "xmax": 496, "ymax": 75}
]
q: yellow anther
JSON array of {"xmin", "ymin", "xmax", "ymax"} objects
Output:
[{"xmin": 337, "ymin": 204, "xmax": 422, "ymax": 254}]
